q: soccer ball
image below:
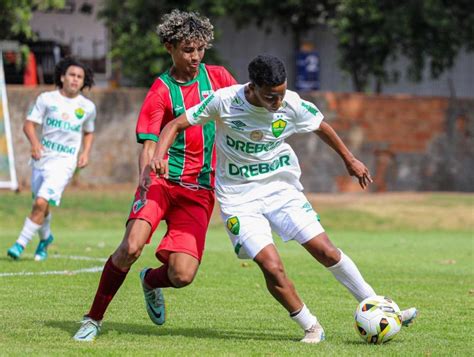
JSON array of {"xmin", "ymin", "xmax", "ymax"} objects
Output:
[{"xmin": 354, "ymin": 295, "xmax": 402, "ymax": 344}]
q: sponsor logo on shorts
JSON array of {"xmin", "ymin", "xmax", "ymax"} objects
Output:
[
  {"xmin": 75, "ymin": 108, "xmax": 85, "ymax": 119},
  {"xmin": 132, "ymin": 199, "xmax": 146, "ymax": 214},
  {"xmin": 226, "ymin": 216, "xmax": 240, "ymax": 235},
  {"xmin": 272, "ymin": 116, "xmax": 287, "ymax": 138}
]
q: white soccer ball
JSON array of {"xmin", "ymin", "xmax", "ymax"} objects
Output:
[{"xmin": 354, "ymin": 295, "xmax": 402, "ymax": 344}]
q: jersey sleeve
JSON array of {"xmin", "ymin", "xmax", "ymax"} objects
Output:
[
  {"xmin": 185, "ymin": 92, "xmax": 220, "ymax": 126},
  {"xmin": 294, "ymin": 98, "xmax": 324, "ymax": 133},
  {"xmin": 136, "ymin": 88, "xmax": 166, "ymax": 143},
  {"xmin": 26, "ymin": 93, "xmax": 47, "ymax": 124},
  {"xmin": 83, "ymin": 103, "xmax": 96, "ymax": 133}
]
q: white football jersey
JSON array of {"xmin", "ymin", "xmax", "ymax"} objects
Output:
[
  {"xmin": 27, "ymin": 90, "xmax": 96, "ymax": 167},
  {"xmin": 186, "ymin": 84, "xmax": 324, "ymax": 205}
]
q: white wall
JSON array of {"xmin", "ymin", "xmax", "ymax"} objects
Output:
[{"xmin": 30, "ymin": 0, "xmax": 107, "ymax": 60}]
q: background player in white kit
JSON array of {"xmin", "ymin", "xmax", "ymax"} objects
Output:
[
  {"xmin": 150, "ymin": 55, "xmax": 417, "ymax": 343},
  {"xmin": 7, "ymin": 57, "xmax": 96, "ymax": 261}
]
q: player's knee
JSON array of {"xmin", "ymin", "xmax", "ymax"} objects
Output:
[
  {"xmin": 262, "ymin": 260, "xmax": 286, "ymax": 280},
  {"xmin": 114, "ymin": 242, "xmax": 143, "ymax": 265},
  {"xmin": 320, "ymin": 246, "xmax": 341, "ymax": 267},
  {"xmin": 168, "ymin": 269, "xmax": 195, "ymax": 288}
]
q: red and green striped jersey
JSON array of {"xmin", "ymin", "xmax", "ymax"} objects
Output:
[{"xmin": 136, "ymin": 63, "xmax": 236, "ymax": 189}]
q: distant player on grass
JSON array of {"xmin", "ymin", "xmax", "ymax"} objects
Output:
[
  {"xmin": 150, "ymin": 55, "xmax": 417, "ymax": 343},
  {"xmin": 7, "ymin": 57, "xmax": 96, "ymax": 262},
  {"xmin": 73, "ymin": 10, "xmax": 236, "ymax": 341}
]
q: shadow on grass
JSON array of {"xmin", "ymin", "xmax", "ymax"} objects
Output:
[{"xmin": 44, "ymin": 320, "xmax": 296, "ymax": 342}]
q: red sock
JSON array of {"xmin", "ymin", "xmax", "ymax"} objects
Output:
[
  {"xmin": 144, "ymin": 264, "xmax": 174, "ymax": 289},
  {"xmin": 86, "ymin": 257, "xmax": 129, "ymax": 321}
]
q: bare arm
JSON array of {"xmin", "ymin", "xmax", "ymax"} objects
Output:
[
  {"xmin": 23, "ymin": 120, "xmax": 43, "ymax": 160},
  {"xmin": 149, "ymin": 114, "xmax": 192, "ymax": 178},
  {"xmin": 315, "ymin": 121, "xmax": 373, "ymax": 189},
  {"xmin": 137, "ymin": 140, "xmax": 157, "ymax": 200},
  {"xmin": 77, "ymin": 132, "xmax": 94, "ymax": 168}
]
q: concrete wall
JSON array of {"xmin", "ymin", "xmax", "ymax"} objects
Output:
[{"xmin": 7, "ymin": 86, "xmax": 474, "ymax": 192}]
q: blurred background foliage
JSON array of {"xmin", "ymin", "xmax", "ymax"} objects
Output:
[{"xmin": 1, "ymin": 0, "xmax": 473, "ymax": 90}]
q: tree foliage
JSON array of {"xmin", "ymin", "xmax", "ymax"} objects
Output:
[
  {"xmin": 0, "ymin": 0, "xmax": 65, "ymax": 41},
  {"xmin": 330, "ymin": 0, "xmax": 474, "ymax": 92},
  {"xmin": 98, "ymin": 0, "xmax": 473, "ymax": 91},
  {"xmin": 98, "ymin": 0, "xmax": 226, "ymax": 86},
  {"xmin": 223, "ymin": 0, "xmax": 338, "ymax": 51}
]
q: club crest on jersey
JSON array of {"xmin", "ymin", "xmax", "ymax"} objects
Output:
[
  {"xmin": 132, "ymin": 199, "xmax": 146, "ymax": 214},
  {"xmin": 75, "ymin": 108, "xmax": 85, "ymax": 119},
  {"xmin": 250, "ymin": 130, "xmax": 264, "ymax": 141},
  {"xmin": 272, "ymin": 116, "xmax": 287, "ymax": 138},
  {"xmin": 202, "ymin": 90, "xmax": 213, "ymax": 98},
  {"xmin": 226, "ymin": 216, "xmax": 240, "ymax": 235}
]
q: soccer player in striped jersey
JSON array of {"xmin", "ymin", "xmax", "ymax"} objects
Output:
[
  {"xmin": 73, "ymin": 10, "xmax": 236, "ymax": 341},
  {"xmin": 150, "ymin": 55, "xmax": 417, "ymax": 343}
]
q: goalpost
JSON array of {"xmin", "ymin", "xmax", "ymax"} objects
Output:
[{"xmin": 0, "ymin": 47, "xmax": 19, "ymax": 190}]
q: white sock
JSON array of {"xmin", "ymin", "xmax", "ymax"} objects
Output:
[
  {"xmin": 17, "ymin": 217, "xmax": 42, "ymax": 248},
  {"xmin": 39, "ymin": 213, "xmax": 52, "ymax": 240},
  {"xmin": 290, "ymin": 304, "xmax": 317, "ymax": 331},
  {"xmin": 327, "ymin": 249, "xmax": 376, "ymax": 302}
]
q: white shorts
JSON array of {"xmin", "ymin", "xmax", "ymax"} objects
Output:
[
  {"xmin": 31, "ymin": 157, "xmax": 75, "ymax": 206},
  {"xmin": 220, "ymin": 187, "xmax": 325, "ymax": 259}
]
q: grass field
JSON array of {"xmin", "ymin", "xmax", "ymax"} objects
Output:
[{"xmin": 0, "ymin": 188, "xmax": 473, "ymax": 356}]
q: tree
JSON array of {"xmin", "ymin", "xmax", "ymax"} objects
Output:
[
  {"xmin": 330, "ymin": 0, "xmax": 474, "ymax": 92},
  {"xmin": 0, "ymin": 0, "xmax": 65, "ymax": 41},
  {"xmin": 223, "ymin": 0, "xmax": 338, "ymax": 53},
  {"xmin": 98, "ymin": 0, "xmax": 226, "ymax": 87}
]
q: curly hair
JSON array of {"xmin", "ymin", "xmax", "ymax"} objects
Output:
[
  {"xmin": 248, "ymin": 55, "xmax": 287, "ymax": 87},
  {"xmin": 54, "ymin": 57, "xmax": 94, "ymax": 90},
  {"xmin": 156, "ymin": 9, "xmax": 214, "ymax": 48}
]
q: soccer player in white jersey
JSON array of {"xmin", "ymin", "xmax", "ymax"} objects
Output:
[
  {"xmin": 149, "ymin": 55, "xmax": 417, "ymax": 343},
  {"xmin": 7, "ymin": 57, "xmax": 96, "ymax": 261}
]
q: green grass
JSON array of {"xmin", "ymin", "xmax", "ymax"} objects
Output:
[{"xmin": 0, "ymin": 190, "xmax": 473, "ymax": 356}]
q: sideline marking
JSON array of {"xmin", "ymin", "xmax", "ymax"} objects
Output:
[
  {"xmin": 1, "ymin": 254, "xmax": 106, "ymax": 277},
  {"xmin": 0, "ymin": 266, "xmax": 103, "ymax": 277}
]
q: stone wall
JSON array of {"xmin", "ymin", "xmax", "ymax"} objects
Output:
[{"xmin": 7, "ymin": 86, "xmax": 473, "ymax": 192}]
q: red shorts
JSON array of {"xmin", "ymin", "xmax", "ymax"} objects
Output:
[{"xmin": 127, "ymin": 177, "xmax": 215, "ymax": 264}]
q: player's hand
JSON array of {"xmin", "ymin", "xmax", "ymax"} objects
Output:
[
  {"xmin": 77, "ymin": 153, "xmax": 89, "ymax": 168},
  {"xmin": 150, "ymin": 157, "xmax": 169, "ymax": 178},
  {"xmin": 31, "ymin": 144, "xmax": 44, "ymax": 160},
  {"xmin": 345, "ymin": 157, "xmax": 373, "ymax": 189}
]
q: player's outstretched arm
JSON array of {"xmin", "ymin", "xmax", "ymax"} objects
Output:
[
  {"xmin": 314, "ymin": 121, "xmax": 373, "ymax": 189},
  {"xmin": 23, "ymin": 120, "xmax": 43, "ymax": 160},
  {"xmin": 150, "ymin": 114, "xmax": 192, "ymax": 178}
]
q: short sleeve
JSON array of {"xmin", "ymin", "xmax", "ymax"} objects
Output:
[
  {"xmin": 185, "ymin": 92, "xmax": 220, "ymax": 126},
  {"xmin": 136, "ymin": 89, "xmax": 166, "ymax": 143},
  {"xmin": 83, "ymin": 104, "xmax": 96, "ymax": 133},
  {"xmin": 26, "ymin": 93, "xmax": 47, "ymax": 124},
  {"xmin": 295, "ymin": 98, "xmax": 324, "ymax": 133}
]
